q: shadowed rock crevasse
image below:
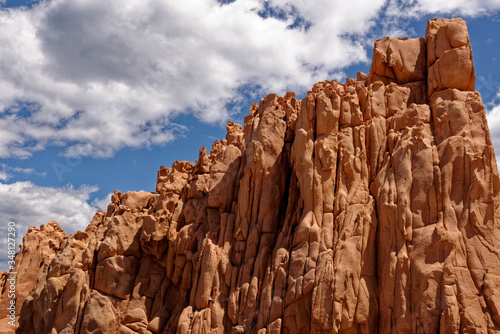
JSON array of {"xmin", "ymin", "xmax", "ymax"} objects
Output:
[{"xmin": 2, "ymin": 17, "xmax": 500, "ymax": 334}]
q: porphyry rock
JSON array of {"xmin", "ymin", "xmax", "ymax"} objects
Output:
[
  {"xmin": 2, "ymin": 17, "xmax": 500, "ymax": 334},
  {"xmin": 0, "ymin": 222, "xmax": 67, "ymax": 333},
  {"xmin": 426, "ymin": 18, "xmax": 475, "ymax": 97},
  {"xmin": 368, "ymin": 36, "xmax": 427, "ymax": 85}
]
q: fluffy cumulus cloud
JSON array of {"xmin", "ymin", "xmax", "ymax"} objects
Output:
[
  {"xmin": 386, "ymin": 0, "xmax": 500, "ymax": 17},
  {"xmin": 2, "ymin": 0, "xmax": 500, "ymax": 159},
  {"xmin": 0, "ymin": 181, "xmax": 102, "ymax": 269},
  {"xmin": 0, "ymin": 0, "xmax": 388, "ymax": 159}
]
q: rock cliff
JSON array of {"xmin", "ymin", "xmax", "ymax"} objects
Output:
[{"xmin": 2, "ymin": 17, "xmax": 500, "ymax": 333}]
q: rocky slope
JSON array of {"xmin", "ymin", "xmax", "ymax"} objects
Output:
[{"xmin": 2, "ymin": 17, "xmax": 500, "ymax": 333}]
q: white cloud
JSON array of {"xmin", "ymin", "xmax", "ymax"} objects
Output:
[
  {"xmin": 0, "ymin": 171, "xmax": 8, "ymax": 181},
  {"xmin": 0, "ymin": 162, "xmax": 42, "ymax": 181},
  {"xmin": 0, "ymin": 0, "xmax": 387, "ymax": 159},
  {"xmin": 486, "ymin": 99, "xmax": 500, "ymax": 161},
  {"xmin": 0, "ymin": 181, "xmax": 99, "ymax": 233},
  {"xmin": 0, "ymin": 181, "xmax": 101, "ymax": 269},
  {"xmin": 385, "ymin": 0, "xmax": 500, "ymax": 18},
  {"xmin": 0, "ymin": 163, "xmax": 41, "ymax": 181},
  {"xmin": 3, "ymin": 0, "xmax": 499, "ymax": 160},
  {"xmin": 91, "ymin": 191, "xmax": 114, "ymax": 212}
]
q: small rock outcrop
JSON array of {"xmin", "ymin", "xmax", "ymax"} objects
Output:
[{"xmin": 2, "ymin": 17, "xmax": 500, "ymax": 334}]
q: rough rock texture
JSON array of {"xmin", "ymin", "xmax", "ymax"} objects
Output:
[
  {"xmin": 2, "ymin": 17, "xmax": 500, "ymax": 334},
  {"xmin": 426, "ymin": 18, "xmax": 475, "ymax": 96},
  {"xmin": 0, "ymin": 222, "xmax": 67, "ymax": 333}
]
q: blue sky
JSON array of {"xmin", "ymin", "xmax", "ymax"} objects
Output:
[{"xmin": 1, "ymin": 0, "xmax": 500, "ymax": 268}]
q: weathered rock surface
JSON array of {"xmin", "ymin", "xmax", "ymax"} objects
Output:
[
  {"xmin": 2, "ymin": 17, "xmax": 500, "ymax": 334},
  {"xmin": 426, "ymin": 18, "xmax": 475, "ymax": 96},
  {"xmin": 0, "ymin": 222, "xmax": 67, "ymax": 333}
]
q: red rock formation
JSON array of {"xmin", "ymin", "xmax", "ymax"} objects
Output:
[
  {"xmin": 3, "ymin": 17, "xmax": 500, "ymax": 333},
  {"xmin": 0, "ymin": 222, "xmax": 67, "ymax": 333}
]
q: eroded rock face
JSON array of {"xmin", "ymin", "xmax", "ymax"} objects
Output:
[
  {"xmin": 0, "ymin": 222, "xmax": 67, "ymax": 333},
  {"xmin": 426, "ymin": 18, "xmax": 475, "ymax": 96},
  {"xmin": 2, "ymin": 17, "xmax": 500, "ymax": 334}
]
